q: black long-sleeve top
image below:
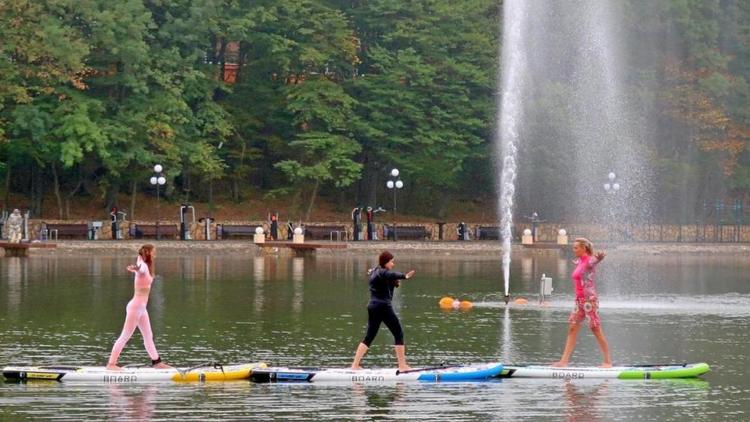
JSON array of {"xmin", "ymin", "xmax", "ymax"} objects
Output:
[{"xmin": 368, "ymin": 267, "xmax": 406, "ymax": 304}]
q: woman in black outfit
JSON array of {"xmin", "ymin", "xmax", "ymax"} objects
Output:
[{"xmin": 351, "ymin": 251, "xmax": 416, "ymax": 371}]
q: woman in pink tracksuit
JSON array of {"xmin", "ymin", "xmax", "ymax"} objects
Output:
[{"xmin": 107, "ymin": 244, "xmax": 170, "ymax": 370}]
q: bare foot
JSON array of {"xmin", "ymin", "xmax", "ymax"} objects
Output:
[
  {"xmin": 106, "ymin": 364, "xmax": 122, "ymax": 371},
  {"xmin": 398, "ymin": 366, "xmax": 412, "ymax": 372},
  {"xmin": 153, "ymin": 362, "xmax": 174, "ymax": 369},
  {"xmin": 351, "ymin": 365, "xmax": 363, "ymax": 370},
  {"xmin": 551, "ymin": 361, "xmax": 568, "ymax": 368},
  {"xmin": 599, "ymin": 363, "xmax": 613, "ymax": 368}
]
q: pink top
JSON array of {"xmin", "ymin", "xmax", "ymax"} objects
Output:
[
  {"xmin": 133, "ymin": 256, "xmax": 153, "ymax": 290},
  {"xmin": 571, "ymin": 254, "xmax": 599, "ymax": 299}
]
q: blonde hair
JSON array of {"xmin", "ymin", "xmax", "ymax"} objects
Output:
[{"xmin": 574, "ymin": 237, "xmax": 594, "ymax": 255}]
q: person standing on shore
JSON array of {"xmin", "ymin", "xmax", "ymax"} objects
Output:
[
  {"xmin": 7, "ymin": 209, "xmax": 23, "ymax": 243},
  {"xmin": 351, "ymin": 251, "xmax": 416, "ymax": 371},
  {"xmin": 553, "ymin": 238, "xmax": 612, "ymax": 368},
  {"xmin": 107, "ymin": 244, "xmax": 171, "ymax": 370}
]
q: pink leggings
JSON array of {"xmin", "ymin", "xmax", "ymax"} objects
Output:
[{"xmin": 108, "ymin": 299, "xmax": 159, "ymax": 364}]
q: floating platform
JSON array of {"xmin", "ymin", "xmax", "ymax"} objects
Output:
[
  {"xmin": 522, "ymin": 242, "xmax": 567, "ymax": 250},
  {"xmin": 0, "ymin": 242, "xmax": 57, "ymax": 257},
  {"xmin": 257, "ymin": 241, "xmax": 347, "ymax": 257}
]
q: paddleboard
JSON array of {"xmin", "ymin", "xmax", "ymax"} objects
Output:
[
  {"xmin": 251, "ymin": 362, "xmax": 503, "ymax": 383},
  {"xmin": 498, "ymin": 362, "xmax": 710, "ymax": 380},
  {"xmin": 2, "ymin": 362, "xmax": 266, "ymax": 383}
]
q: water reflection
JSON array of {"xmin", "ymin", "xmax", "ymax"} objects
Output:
[
  {"xmin": 557, "ymin": 256, "xmax": 569, "ymax": 282},
  {"xmin": 107, "ymin": 384, "xmax": 157, "ymax": 421},
  {"xmin": 203, "ymin": 255, "xmax": 212, "ymax": 282},
  {"xmin": 4, "ymin": 257, "xmax": 23, "ymax": 312},
  {"xmin": 180, "ymin": 255, "xmax": 192, "ymax": 282},
  {"xmin": 351, "ymin": 383, "xmax": 407, "ymax": 419},
  {"xmin": 292, "ymin": 257, "xmax": 304, "ymax": 314},
  {"xmin": 521, "ymin": 255, "xmax": 533, "ymax": 283},
  {"xmin": 562, "ymin": 380, "xmax": 610, "ymax": 422},
  {"xmin": 254, "ymin": 256, "xmax": 265, "ymax": 313},
  {"xmin": 500, "ymin": 307, "xmax": 513, "ymax": 363}
]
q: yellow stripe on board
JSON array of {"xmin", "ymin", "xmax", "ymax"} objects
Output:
[
  {"xmin": 170, "ymin": 363, "xmax": 266, "ymax": 382},
  {"xmin": 26, "ymin": 372, "xmax": 60, "ymax": 380}
]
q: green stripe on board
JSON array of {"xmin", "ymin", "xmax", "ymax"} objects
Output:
[{"xmin": 617, "ymin": 363, "xmax": 710, "ymax": 379}]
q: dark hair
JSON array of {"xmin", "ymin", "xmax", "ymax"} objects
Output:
[{"xmin": 379, "ymin": 251, "xmax": 394, "ymax": 268}]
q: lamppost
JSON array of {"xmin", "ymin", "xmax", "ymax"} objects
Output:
[
  {"xmin": 603, "ymin": 172, "xmax": 620, "ymax": 241},
  {"xmin": 150, "ymin": 164, "xmax": 166, "ymax": 240},
  {"xmin": 386, "ymin": 168, "xmax": 404, "ymax": 241}
]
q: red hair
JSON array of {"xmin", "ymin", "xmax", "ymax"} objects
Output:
[{"xmin": 138, "ymin": 244, "xmax": 155, "ymax": 276}]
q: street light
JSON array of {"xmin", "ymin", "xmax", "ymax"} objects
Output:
[
  {"xmin": 603, "ymin": 172, "xmax": 620, "ymax": 194},
  {"xmin": 150, "ymin": 164, "xmax": 166, "ymax": 240},
  {"xmin": 387, "ymin": 168, "xmax": 404, "ymax": 241}
]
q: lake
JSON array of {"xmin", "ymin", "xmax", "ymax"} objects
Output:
[{"xmin": 1, "ymin": 250, "xmax": 748, "ymax": 420}]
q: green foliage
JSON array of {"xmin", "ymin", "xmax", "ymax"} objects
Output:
[{"xmin": 0, "ymin": 0, "xmax": 748, "ymax": 220}]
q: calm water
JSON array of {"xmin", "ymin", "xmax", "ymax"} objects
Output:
[{"xmin": 1, "ymin": 250, "xmax": 749, "ymax": 420}]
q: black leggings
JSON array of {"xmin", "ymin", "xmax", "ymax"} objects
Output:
[{"xmin": 362, "ymin": 302, "xmax": 404, "ymax": 346}]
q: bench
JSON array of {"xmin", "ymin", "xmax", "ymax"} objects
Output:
[
  {"xmin": 44, "ymin": 223, "xmax": 91, "ymax": 240},
  {"xmin": 217, "ymin": 224, "xmax": 257, "ymax": 239},
  {"xmin": 131, "ymin": 224, "xmax": 179, "ymax": 239},
  {"xmin": 384, "ymin": 225, "xmax": 430, "ymax": 240},
  {"xmin": 475, "ymin": 226, "xmax": 501, "ymax": 240},
  {"xmin": 304, "ymin": 225, "xmax": 348, "ymax": 241}
]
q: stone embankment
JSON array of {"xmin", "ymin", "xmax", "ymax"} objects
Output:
[{"xmin": 17, "ymin": 240, "xmax": 750, "ymax": 256}]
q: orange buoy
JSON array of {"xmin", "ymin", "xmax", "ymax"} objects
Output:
[
  {"xmin": 514, "ymin": 297, "xmax": 529, "ymax": 305},
  {"xmin": 459, "ymin": 300, "xmax": 473, "ymax": 309},
  {"xmin": 439, "ymin": 296, "xmax": 455, "ymax": 309}
]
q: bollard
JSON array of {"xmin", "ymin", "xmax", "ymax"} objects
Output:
[
  {"xmin": 253, "ymin": 227, "xmax": 265, "ymax": 244},
  {"xmin": 521, "ymin": 228, "xmax": 533, "ymax": 245},
  {"xmin": 293, "ymin": 227, "xmax": 304, "ymax": 244}
]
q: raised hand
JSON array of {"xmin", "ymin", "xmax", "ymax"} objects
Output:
[
  {"xmin": 126, "ymin": 264, "xmax": 140, "ymax": 273},
  {"xmin": 595, "ymin": 252, "xmax": 606, "ymax": 261},
  {"xmin": 405, "ymin": 270, "xmax": 416, "ymax": 279}
]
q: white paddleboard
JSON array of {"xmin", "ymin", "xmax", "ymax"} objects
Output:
[
  {"xmin": 251, "ymin": 362, "xmax": 504, "ymax": 383},
  {"xmin": 2, "ymin": 362, "xmax": 266, "ymax": 383},
  {"xmin": 499, "ymin": 363, "xmax": 710, "ymax": 379}
]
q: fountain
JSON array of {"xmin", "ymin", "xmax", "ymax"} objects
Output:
[
  {"xmin": 496, "ymin": 0, "xmax": 528, "ymax": 304},
  {"xmin": 496, "ymin": 1, "xmax": 653, "ymax": 303}
]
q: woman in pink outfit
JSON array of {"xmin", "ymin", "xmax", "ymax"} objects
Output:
[
  {"xmin": 553, "ymin": 238, "xmax": 612, "ymax": 368},
  {"xmin": 107, "ymin": 244, "xmax": 170, "ymax": 370}
]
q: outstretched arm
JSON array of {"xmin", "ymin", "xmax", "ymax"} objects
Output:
[
  {"xmin": 591, "ymin": 252, "xmax": 606, "ymax": 267},
  {"xmin": 127, "ymin": 257, "xmax": 149, "ymax": 274}
]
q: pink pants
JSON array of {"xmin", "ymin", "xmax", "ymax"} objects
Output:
[{"xmin": 108, "ymin": 299, "xmax": 159, "ymax": 364}]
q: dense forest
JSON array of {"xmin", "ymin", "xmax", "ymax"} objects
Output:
[{"xmin": 0, "ymin": 0, "xmax": 748, "ymax": 222}]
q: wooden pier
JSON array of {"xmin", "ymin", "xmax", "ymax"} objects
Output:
[
  {"xmin": 0, "ymin": 242, "xmax": 58, "ymax": 257},
  {"xmin": 256, "ymin": 241, "xmax": 347, "ymax": 257},
  {"xmin": 521, "ymin": 242, "xmax": 569, "ymax": 249}
]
